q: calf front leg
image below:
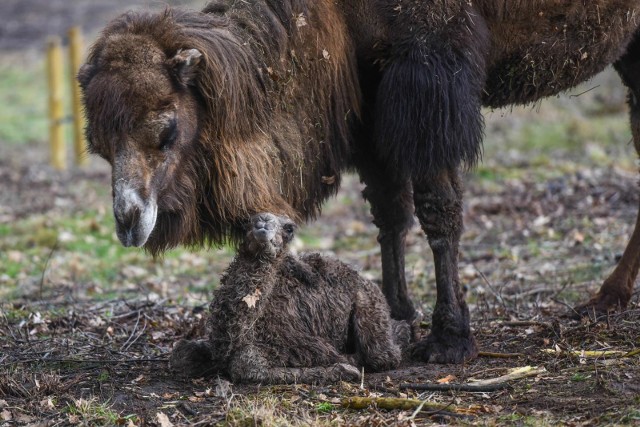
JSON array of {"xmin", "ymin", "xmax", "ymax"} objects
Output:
[{"xmin": 411, "ymin": 169, "xmax": 477, "ymax": 364}]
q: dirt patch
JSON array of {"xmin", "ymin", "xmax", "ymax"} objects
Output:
[{"xmin": 1, "ymin": 295, "xmax": 638, "ymax": 425}]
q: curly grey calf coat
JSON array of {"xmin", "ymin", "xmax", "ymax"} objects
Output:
[{"xmin": 170, "ymin": 213, "xmax": 410, "ymax": 384}]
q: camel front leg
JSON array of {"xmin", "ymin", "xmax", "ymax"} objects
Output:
[{"xmin": 411, "ymin": 169, "xmax": 477, "ymax": 364}]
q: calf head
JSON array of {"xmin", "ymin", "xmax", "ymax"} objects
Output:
[
  {"xmin": 79, "ymin": 26, "xmax": 203, "ymax": 249},
  {"xmin": 243, "ymin": 213, "xmax": 297, "ymax": 259}
]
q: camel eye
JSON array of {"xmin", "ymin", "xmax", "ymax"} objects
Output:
[{"xmin": 158, "ymin": 119, "xmax": 178, "ymax": 150}]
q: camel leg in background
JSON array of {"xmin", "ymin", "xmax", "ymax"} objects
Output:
[{"xmin": 576, "ymin": 35, "xmax": 640, "ymax": 316}]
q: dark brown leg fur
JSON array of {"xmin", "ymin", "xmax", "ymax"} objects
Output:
[
  {"xmin": 575, "ymin": 35, "xmax": 640, "ymax": 317},
  {"xmin": 411, "ymin": 169, "xmax": 477, "ymax": 364},
  {"xmin": 359, "ymin": 162, "xmax": 416, "ymax": 322}
]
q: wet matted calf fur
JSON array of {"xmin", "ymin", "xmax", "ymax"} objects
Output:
[{"xmin": 169, "ymin": 213, "xmax": 410, "ymax": 384}]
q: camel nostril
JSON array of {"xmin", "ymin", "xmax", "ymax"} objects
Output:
[
  {"xmin": 254, "ymin": 228, "xmax": 271, "ymax": 242},
  {"xmin": 116, "ymin": 205, "xmax": 141, "ymax": 229}
]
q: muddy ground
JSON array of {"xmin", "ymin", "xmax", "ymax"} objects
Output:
[{"xmin": 1, "ymin": 1, "xmax": 639, "ymax": 426}]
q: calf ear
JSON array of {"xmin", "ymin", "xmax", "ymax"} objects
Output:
[
  {"xmin": 168, "ymin": 48, "xmax": 202, "ymax": 84},
  {"xmin": 281, "ymin": 217, "xmax": 297, "ymax": 243}
]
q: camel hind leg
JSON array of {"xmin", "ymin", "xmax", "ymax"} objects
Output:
[
  {"xmin": 355, "ymin": 155, "xmax": 417, "ymax": 322},
  {"xmin": 228, "ymin": 345, "xmax": 361, "ymax": 384},
  {"xmin": 575, "ymin": 35, "xmax": 640, "ymax": 316}
]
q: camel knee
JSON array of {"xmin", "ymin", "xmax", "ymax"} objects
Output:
[{"xmin": 413, "ymin": 171, "xmax": 464, "ymax": 243}]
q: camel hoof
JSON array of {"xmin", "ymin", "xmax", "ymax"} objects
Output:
[
  {"xmin": 411, "ymin": 332, "xmax": 478, "ymax": 364},
  {"xmin": 571, "ymin": 292, "xmax": 627, "ymax": 320}
]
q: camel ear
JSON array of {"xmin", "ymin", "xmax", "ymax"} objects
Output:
[
  {"xmin": 169, "ymin": 48, "xmax": 202, "ymax": 84},
  {"xmin": 77, "ymin": 63, "xmax": 95, "ymax": 89}
]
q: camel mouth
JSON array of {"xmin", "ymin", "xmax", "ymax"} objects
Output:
[
  {"xmin": 113, "ymin": 185, "xmax": 158, "ymax": 248},
  {"xmin": 115, "ymin": 202, "xmax": 158, "ymax": 247}
]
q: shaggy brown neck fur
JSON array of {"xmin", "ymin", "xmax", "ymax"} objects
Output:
[{"xmin": 82, "ymin": 2, "xmax": 360, "ymax": 254}]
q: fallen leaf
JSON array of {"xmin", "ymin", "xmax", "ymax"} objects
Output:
[
  {"xmin": 151, "ymin": 331, "xmax": 166, "ymax": 341},
  {"xmin": 436, "ymin": 375, "xmax": 456, "ymax": 384},
  {"xmin": 242, "ymin": 288, "xmax": 262, "ymax": 309},
  {"xmin": 295, "ymin": 13, "xmax": 307, "ymax": 28},
  {"xmin": 1, "ymin": 410, "xmax": 12, "ymax": 421},
  {"xmin": 7, "ymin": 251, "xmax": 23, "ymax": 262},
  {"xmin": 16, "ymin": 413, "xmax": 34, "ymax": 423},
  {"xmin": 122, "ymin": 266, "xmax": 148, "ymax": 279},
  {"xmin": 156, "ymin": 412, "xmax": 174, "ymax": 427},
  {"xmin": 40, "ymin": 398, "xmax": 55, "ymax": 409}
]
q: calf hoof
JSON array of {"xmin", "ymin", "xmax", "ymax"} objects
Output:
[
  {"xmin": 330, "ymin": 363, "xmax": 361, "ymax": 382},
  {"xmin": 411, "ymin": 332, "xmax": 478, "ymax": 364}
]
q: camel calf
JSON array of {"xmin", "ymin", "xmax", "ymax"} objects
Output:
[{"xmin": 170, "ymin": 213, "xmax": 410, "ymax": 384}]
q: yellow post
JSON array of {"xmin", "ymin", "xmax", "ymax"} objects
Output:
[
  {"xmin": 47, "ymin": 36, "xmax": 66, "ymax": 170},
  {"xmin": 68, "ymin": 26, "xmax": 87, "ymax": 166}
]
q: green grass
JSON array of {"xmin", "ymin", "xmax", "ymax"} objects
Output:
[
  {"xmin": 65, "ymin": 397, "xmax": 126, "ymax": 426},
  {"xmin": 0, "ymin": 59, "xmax": 49, "ymax": 145},
  {"xmin": 571, "ymin": 373, "xmax": 590, "ymax": 382},
  {"xmin": 0, "ymin": 207, "xmax": 234, "ymax": 302}
]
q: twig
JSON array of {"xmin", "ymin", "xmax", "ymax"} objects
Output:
[
  {"xmin": 498, "ymin": 320, "xmax": 552, "ymax": 328},
  {"xmin": 400, "ymin": 383, "xmax": 507, "ymax": 392},
  {"xmin": 543, "ymin": 348, "xmax": 627, "ymax": 358},
  {"xmin": 401, "ymin": 366, "xmax": 546, "ymax": 393},
  {"xmin": 0, "ymin": 357, "xmax": 167, "ymax": 367},
  {"xmin": 342, "ymin": 396, "xmax": 477, "ymax": 418},
  {"xmin": 120, "ymin": 311, "xmax": 142, "ymax": 351},
  {"xmin": 478, "ymin": 351, "xmax": 524, "ymax": 358},
  {"xmin": 39, "ymin": 240, "xmax": 59, "ymax": 299},
  {"xmin": 474, "ymin": 265, "xmax": 508, "ymax": 312},
  {"xmin": 624, "ymin": 349, "xmax": 640, "ymax": 358},
  {"xmin": 342, "ymin": 396, "xmax": 458, "ymax": 412}
]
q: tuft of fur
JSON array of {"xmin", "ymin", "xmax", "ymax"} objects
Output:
[{"xmin": 170, "ymin": 213, "xmax": 410, "ymax": 384}]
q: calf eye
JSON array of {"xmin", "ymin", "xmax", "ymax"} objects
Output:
[
  {"xmin": 158, "ymin": 120, "xmax": 178, "ymax": 150},
  {"xmin": 283, "ymin": 223, "xmax": 295, "ymax": 237}
]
